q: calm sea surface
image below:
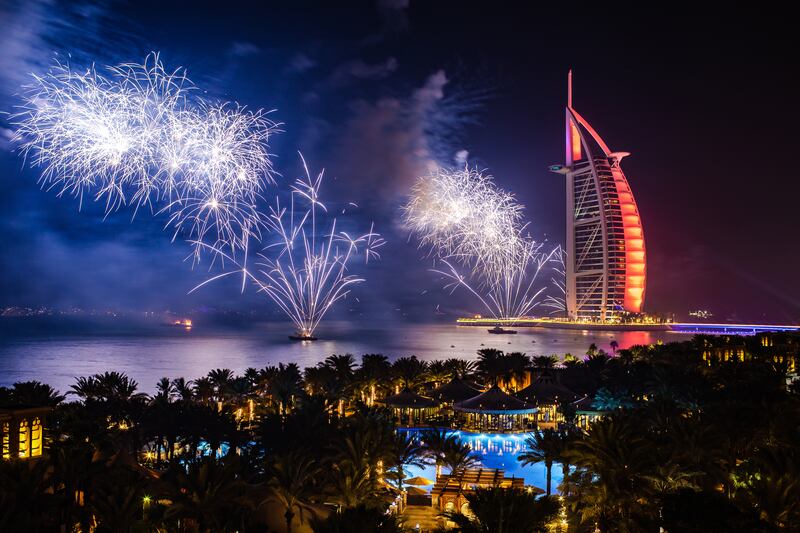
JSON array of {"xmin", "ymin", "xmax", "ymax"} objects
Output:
[{"xmin": 0, "ymin": 318, "xmax": 691, "ymax": 394}]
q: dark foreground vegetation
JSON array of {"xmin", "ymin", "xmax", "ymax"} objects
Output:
[{"xmin": 1, "ymin": 333, "xmax": 799, "ymax": 532}]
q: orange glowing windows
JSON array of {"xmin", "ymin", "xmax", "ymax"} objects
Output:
[
  {"xmin": 570, "ymin": 122, "xmax": 582, "ymax": 162},
  {"xmin": 31, "ymin": 418, "xmax": 42, "ymax": 457},
  {"xmin": 627, "ymin": 263, "xmax": 645, "ymax": 274},
  {"xmin": 626, "ymin": 238, "xmax": 644, "ymax": 251},
  {"xmin": 627, "ymin": 275, "xmax": 645, "ymax": 287},
  {"xmin": 627, "ymin": 251, "xmax": 645, "ymax": 262},
  {"xmin": 18, "ymin": 420, "xmax": 29, "ymax": 459},
  {"xmin": 2, "ymin": 423, "xmax": 8, "ymax": 459}
]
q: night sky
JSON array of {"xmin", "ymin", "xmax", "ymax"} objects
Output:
[{"xmin": 0, "ymin": 1, "xmax": 798, "ymax": 323}]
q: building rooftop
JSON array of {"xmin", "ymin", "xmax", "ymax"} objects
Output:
[
  {"xmin": 429, "ymin": 378, "xmax": 482, "ymax": 403},
  {"xmin": 515, "ymin": 373, "xmax": 578, "ymax": 405},
  {"xmin": 383, "ymin": 388, "xmax": 437, "ymax": 409},
  {"xmin": 454, "ymin": 385, "xmax": 537, "ymax": 414}
]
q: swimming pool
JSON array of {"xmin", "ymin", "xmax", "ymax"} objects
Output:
[{"xmin": 399, "ymin": 429, "xmax": 564, "ymax": 494}]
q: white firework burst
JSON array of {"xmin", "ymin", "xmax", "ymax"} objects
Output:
[
  {"xmin": 404, "ymin": 166, "xmax": 560, "ymax": 319},
  {"xmin": 12, "ymin": 53, "xmax": 277, "ymax": 261}
]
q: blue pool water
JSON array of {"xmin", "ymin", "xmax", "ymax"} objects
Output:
[{"xmin": 400, "ymin": 429, "xmax": 564, "ymax": 494}]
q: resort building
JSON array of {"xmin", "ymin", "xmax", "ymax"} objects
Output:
[
  {"xmin": 515, "ymin": 373, "xmax": 578, "ymax": 429},
  {"xmin": 429, "ymin": 378, "xmax": 482, "ymax": 406},
  {"xmin": 1, "ymin": 406, "xmax": 49, "ymax": 460},
  {"xmin": 697, "ymin": 332, "xmax": 799, "ymax": 373},
  {"xmin": 454, "ymin": 385, "xmax": 537, "ymax": 432},
  {"xmin": 573, "ymin": 396, "xmax": 605, "ymax": 430},
  {"xmin": 432, "ymin": 468, "xmax": 527, "ymax": 514},
  {"xmin": 383, "ymin": 388, "xmax": 438, "ymax": 426},
  {"xmin": 550, "ymin": 71, "xmax": 647, "ymax": 322}
]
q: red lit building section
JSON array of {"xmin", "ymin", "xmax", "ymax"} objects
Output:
[{"xmin": 556, "ymin": 71, "xmax": 646, "ymax": 320}]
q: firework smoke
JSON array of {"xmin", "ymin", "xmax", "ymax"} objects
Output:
[{"xmin": 13, "ymin": 53, "xmax": 277, "ymax": 260}]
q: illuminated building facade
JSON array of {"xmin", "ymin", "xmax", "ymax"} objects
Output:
[
  {"xmin": 0, "ymin": 406, "xmax": 48, "ymax": 460},
  {"xmin": 551, "ymin": 72, "xmax": 646, "ymax": 321}
]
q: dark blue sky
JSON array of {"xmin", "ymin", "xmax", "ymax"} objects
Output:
[{"xmin": 1, "ymin": 1, "xmax": 798, "ymax": 323}]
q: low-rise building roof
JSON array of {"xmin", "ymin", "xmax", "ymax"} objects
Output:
[
  {"xmin": 454, "ymin": 385, "xmax": 537, "ymax": 414},
  {"xmin": 429, "ymin": 378, "xmax": 482, "ymax": 403},
  {"xmin": 382, "ymin": 389, "xmax": 437, "ymax": 409},
  {"xmin": 515, "ymin": 373, "xmax": 578, "ymax": 405}
]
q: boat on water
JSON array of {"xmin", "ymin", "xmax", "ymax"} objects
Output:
[
  {"xmin": 289, "ymin": 330, "xmax": 318, "ymax": 341},
  {"xmin": 488, "ymin": 326, "xmax": 517, "ymax": 335}
]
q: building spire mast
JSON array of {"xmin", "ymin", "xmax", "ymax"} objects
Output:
[{"xmin": 568, "ymin": 69, "xmax": 573, "ymax": 108}]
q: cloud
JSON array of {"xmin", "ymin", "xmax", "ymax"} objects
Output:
[
  {"xmin": 376, "ymin": 0, "xmax": 410, "ymax": 33},
  {"xmin": 326, "ymin": 70, "xmax": 451, "ymax": 204},
  {"xmin": 229, "ymin": 41, "xmax": 261, "ymax": 57},
  {"xmin": 288, "ymin": 52, "xmax": 317, "ymax": 73},
  {"xmin": 328, "ymin": 57, "xmax": 398, "ymax": 87},
  {"xmin": 0, "ymin": 1, "xmax": 141, "ymax": 110}
]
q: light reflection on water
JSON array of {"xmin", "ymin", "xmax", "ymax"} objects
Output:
[
  {"xmin": 401, "ymin": 429, "xmax": 564, "ymax": 493},
  {"xmin": 0, "ymin": 318, "xmax": 690, "ymax": 394}
]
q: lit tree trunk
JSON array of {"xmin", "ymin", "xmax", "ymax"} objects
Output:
[
  {"xmin": 285, "ymin": 508, "xmax": 294, "ymax": 533},
  {"xmin": 546, "ymin": 460, "xmax": 552, "ymax": 495}
]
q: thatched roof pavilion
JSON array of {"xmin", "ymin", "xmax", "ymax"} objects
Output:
[
  {"xmin": 429, "ymin": 378, "xmax": 482, "ymax": 404},
  {"xmin": 383, "ymin": 389, "xmax": 437, "ymax": 409},
  {"xmin": 515, "ymin": 373, "xmax": 578, "ymax": 405},
  {"xmin": 382, "ymin": 388, "xmax": 437, "ymax": 427},
  {"xmin": 454, "ymin": 385, "xmax": 537, "ymax": 431},
  {"xmin": 454, "ymin": 385, "xmax": 537, "ymax": 415}
]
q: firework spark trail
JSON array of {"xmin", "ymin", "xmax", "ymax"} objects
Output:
[
  {"xmin": 12, "ymin": 53, "xmax": 277, "ymax": 261},
  {"xmin": 191, "ymin": 155, "xmax": 385, "ymax": 337},
  {"xmin": 404, "ymin": 166, "xmax": 561, "ymax": 319},
  {"xmin": 542, "ymin": 246, "xmax": 567, "ymax": 315}
]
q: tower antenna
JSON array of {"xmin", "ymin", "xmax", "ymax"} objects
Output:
[{"xmin": 568, "ymin": 69, "xmax": 573, "ymax": 108}]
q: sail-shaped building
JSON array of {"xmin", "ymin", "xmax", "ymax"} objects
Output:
[{"xmin": 550, "ymin": 72, "xmax": 646, "ymax": 321}]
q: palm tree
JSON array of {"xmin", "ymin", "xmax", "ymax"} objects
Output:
[
  {"xmin": 90, "ymin": 465, "xmax": 151, "ymax": 532},
  {"xmin": 326, "ymin": 462, "xmax": 378, "ymax": 509},
  {"xmin": 443, "ymin": 358, "xmax": 477, "ymax": 381},
  {"xmin": 266, "ymin": 452, "xmax": 319, "ymax": 533},
  {"xmin": 155, "ymin": 377, "xmax": 176, "ymax": 402},
  {"xmin": 385, "ymin": 431, "xmax": 427, "ymax": 493},
  {"xmin": 426, "ymin": 359, "xmax": 452, "ymax": 387},
  {"xmin": 265, "ymin": 363, "xmax": 304, "ymax": 415},
  {"xmin": 0, "ymin": 459, "xmax": 55, "ymax": 531},
  {"xmin": 5, "ymin": 380, "xmax": 65, "ymax": 406},
  {"xmin": 532, "ymin": 355, "xmax": 557, "ymax": 370},
  {"xmin": 442, "ymin": 438, "xmax": 481, "ymax": 476},
  {"xmin": 71, "ymin": 371, "xmax": 147, "ymax": 404},
  {"xmin": 163, "ymin": 456, "xmax": 251, "ymax": 532},
  {"xmin": 503, "ymin": 352, "xmax": 531, "ymax": 391},
  {"xmin": 356, "ymin": 353, "xmax": 392, "ymax": 406},
  {"xmin": 172, "ymin": 377, "xmax": 195, "ymax": 403},
  {"xmin": 563, "ymin": 416, "xmax": 651, "ymax": 531},
  {"xmin": 476, "ymin": 348, "xmax": 505, "ymax": 385},
  {"xmin": 420, "ymin": 428, "xmax": 459, "ymax": 479},
  {"xmin": 311, "ymin": 504, "xmax": 404, "ymax": 533},
  {"xmin": 519, "ymin": 429, "xmax": 563, "ymax": 495},
  {"xmin": 442, "ymin": 487, "xmax": 558, "ymax": 533},
  {"xmin": 391, "ymin": 356, "xmax": 428, "ymax": 392},
  {"xmin": 207, "ymin": 368, "xmax": 235, "ymax": 406},
  {"xmin": 193, "ymin": 377, "xmax": 215, "ymax": 406}
]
